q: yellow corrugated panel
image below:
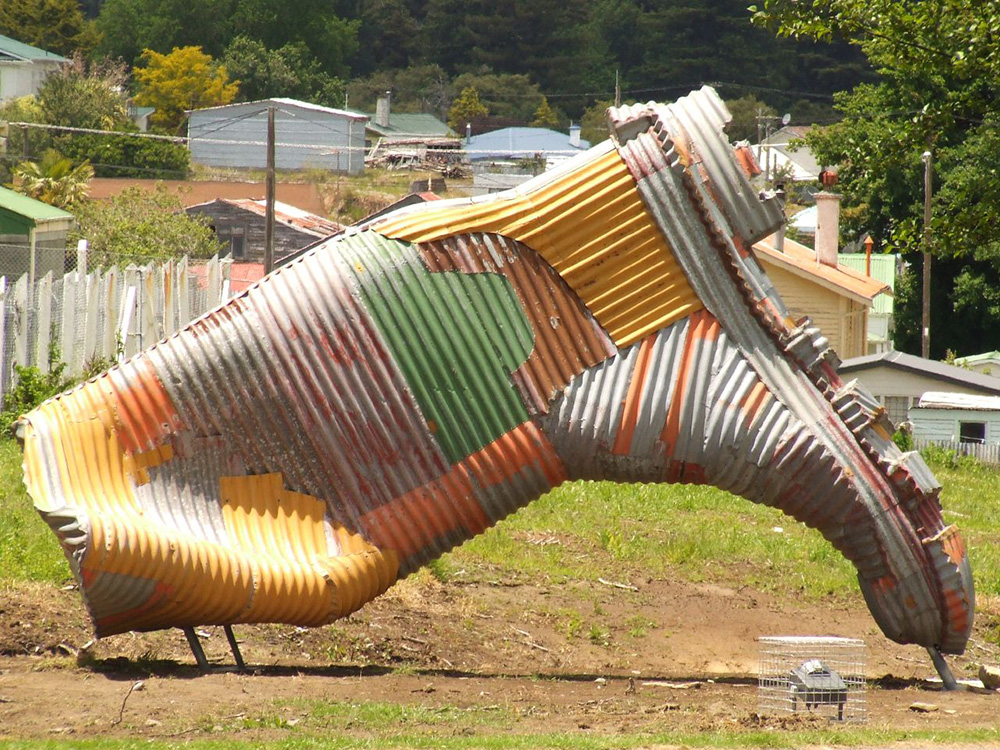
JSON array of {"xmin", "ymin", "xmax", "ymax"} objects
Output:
[
  {"xmin": 376, "ymin": 148, "xmax": 703, "ymax": 348},
  {"xmin": 22, "ymin": 375, "xmax": 399, "ymax": 634},
  {"xmin": 220, "ymin": 474, "xmax": 397, "ymax": 624}
]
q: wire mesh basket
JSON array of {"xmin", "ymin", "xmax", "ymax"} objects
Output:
[{"xmin": 758, "ymin": 636, "xmax": 866, "ymax": 723}]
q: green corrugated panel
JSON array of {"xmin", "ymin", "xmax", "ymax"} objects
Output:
[
  {"xmin": 341, "ymin": 231, "xmax": 534, "ymax": 463},
  {"xmin": 838, "ymin": 253, "xmax": 896, "ymax": 315}
]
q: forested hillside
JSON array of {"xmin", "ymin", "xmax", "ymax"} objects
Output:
[{"xmin": 3, "ymin": 0, "xmax": 872, "ymax": 132}]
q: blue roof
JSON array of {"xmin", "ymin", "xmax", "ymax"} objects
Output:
[{"xmin": 465, "ymin": 127, "xmax": 590, "ymax": 160}]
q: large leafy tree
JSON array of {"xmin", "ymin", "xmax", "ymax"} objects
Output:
[
  {"xmin": 222, "ymin": 36, "xmax": 345, "ymax": 107},
  {"xmin": 230, "ymin": 0, "xmax": 358, "ymax": 79},
  {"xmin": 96, "ymin": 0, "xmax": 234, "ymax": 66},
  {"xmin": 753, "ymin": 0, "xmax": 1000, "ymax": 357},
  {"xmin": 0, "ymin": 0, "xmax": 100, "ymax": 56},
  {"xmin": 70, "ymin": 186, "xmax": 223, "ymax": 267},
  {"xmin": 134, "ymin": 46, "xmax": 239, "ymax": 133}
]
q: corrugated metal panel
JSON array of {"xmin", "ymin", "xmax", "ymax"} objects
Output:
[
  {"xmin": 417, "ymin": 233, "xmax": 616, "ymax": 414},
  {"xmin": 375, "ymin": 145, "xmax": 704, "ymax": 348},
  {"xmin": 20, "ymin": 85, "xmax": 971, "ymax": 661},
  {"xmin": 607, "ymin": 86, "xmax": 971, "ymax": 655}
]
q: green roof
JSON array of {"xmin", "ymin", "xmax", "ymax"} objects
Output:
[
  {"xmin": 0, "ymin": 186, "xmax": 74, "ymax": 235},
  {"xmin": 0, "ymin": 34, "xmax": 66, "ymax": 62},
  {"xmin": 838, "ymin": 253, "xmax": 897, "ymax": 315},
  {"xmin": 366, "ymin": 112, "xmax": 454, "ymax": 138}
]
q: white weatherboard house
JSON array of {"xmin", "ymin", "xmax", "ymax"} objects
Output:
[
  {"xmin": 909, "ymin": 392, "xmax": 1000, "ymax": 445},
  {"xmin": 0, "ymin": 34, "xmax": 65, "ymax": 103},
  {"xmin": 187, "ymin": 98, "xmax": 368, "ymax": 173}
]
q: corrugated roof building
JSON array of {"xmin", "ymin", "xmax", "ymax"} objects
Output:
[
  {"xmin": 185, "ymin": 198, "xmax": 342, "ymax": 263},
  {"xmin": 0, "ymin": 185, "xmax": 75, "ymax": 280},
  {"xmin": 187, "ymin": 98, "xmax": 368, "ymax": 173}
]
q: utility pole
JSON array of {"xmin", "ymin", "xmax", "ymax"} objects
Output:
[
  {"xmin": 614, "ymin": 69, "xmax": 621, "ymax": 108},
  {"xmin": 265, "ymin": 106, "xmax": 276, "ymax": 274},
  {"xmin": 921, "ymin": 149, "xmax": 933, "ymax": 359}
]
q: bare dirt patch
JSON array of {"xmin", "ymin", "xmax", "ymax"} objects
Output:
[{"xmin": 2, "ymin": 574, "xmax": 999, "ymax": 743}]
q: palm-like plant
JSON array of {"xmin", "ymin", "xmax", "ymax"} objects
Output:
[{"xmin": 13, "ymin": 149, "xmax": 94, "ymax": 210}]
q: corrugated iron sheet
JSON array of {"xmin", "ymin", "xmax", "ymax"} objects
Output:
[
  {"xmin": 375, "ymin": 144, "xmax": 704, "ymax": 348},
  {"xmin": 20, "ymin": 86, "xmax": 972, "ymax": 659}
]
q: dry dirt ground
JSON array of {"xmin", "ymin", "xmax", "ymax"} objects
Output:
[{"xmin": 2, "ymin": 572, "xmax": 1000, "ymax": 745}]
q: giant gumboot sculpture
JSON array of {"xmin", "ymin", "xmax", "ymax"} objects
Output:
[{"xmin": 20, "ymin": 87, "xmax": 973, "ymax": 678}]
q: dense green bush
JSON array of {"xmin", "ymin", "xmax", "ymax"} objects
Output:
[
  {"xmin": 0, "ymin": 358, "xmax": 75, "ymax": 436},
  {"xmin": 56, "ymin": 131, "xmax": 190, "ymax": 179}
]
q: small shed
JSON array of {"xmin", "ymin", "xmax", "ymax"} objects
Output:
[
  {"xmin": 187, "ymin": 98, "xmax": 368, "ymax": 173},
  {"xmin": 185, "ymin": 198, "xmax": 342, "ymax": 264},
  {"xmin": 0, "ymin": 185, "xmax": 75, "ymax": 281},
  {"xmin": 909, "ymin": 391, "xmax": 1000, "ymax": 445}
]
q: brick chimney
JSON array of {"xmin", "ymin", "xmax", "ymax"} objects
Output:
[
  {"xmin": 375, "ymin": 93, "xmax": 390, "ymax": 128},
  {"xmin": 814, "ymin": 168, "xmax": 840, "ymax": 267}
]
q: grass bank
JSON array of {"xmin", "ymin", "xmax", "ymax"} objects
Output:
[{"xmin": 3, "ymin": 440, "xmax": 1000, "ymax": 604}]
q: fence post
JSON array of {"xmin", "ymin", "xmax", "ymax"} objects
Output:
[
  {"xmin": 13, "ymin": 274, "xmax": 28, "ymax": 369},
  {"xmin": 61, "ymin": 272, "xmax": 80, "ymax": 377},
  {"xmin": 76, "ymin": 239, "xmax": 88, "ymax": 278},
  {"xmin": 177, "ymin": 256, "xmax": 190, "ymax": 328},
  {"xmin": 163, "ymin": 258, "xmax": 176, "ymax": 337},
  {"xmin": 141, "ymin": 264, "xmax": 158, "ymax": 347},
  {"xmin": 102, "ymin": 266, "xmax": 119, "ymax": 360},
  {"xmin": 83, "ymin": 269, "xmax": 100, "ymax": 366},
  {"xmin": 206, "ymin": 254, "xmax": 221, "ymax": 308},
  {"xmin": 35, "ymin": 271, "xmax": 52, "ymax": 373},
  {"xmin": 0, "ymin": 277, "xmax": 8, "ymax": 404}
]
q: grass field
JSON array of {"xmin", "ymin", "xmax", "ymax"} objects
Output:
[{"xmin": 4, "ymin": 437, "xmax": 999, "ymax": 608}]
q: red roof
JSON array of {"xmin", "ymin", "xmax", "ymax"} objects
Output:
[
  {"xmin": 189, "ymin": 262, "xmax": 266, "ymax": 294},
  {"xmin": 188, "ymin": 198, "xmax": 343, "ymax": 237}
]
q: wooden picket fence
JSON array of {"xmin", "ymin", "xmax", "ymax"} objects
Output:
[
  {"xmin": 0, "ymin": 251, "xmax": 234, "ymax": 405},
  {"xmin": 914, "ymin": 439, "xmax": 1000, "ymax": 467}
]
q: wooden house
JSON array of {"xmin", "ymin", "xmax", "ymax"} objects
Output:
[{"xmin": 185, "ymin": 198, "xmax": 342, "ymax": 264}]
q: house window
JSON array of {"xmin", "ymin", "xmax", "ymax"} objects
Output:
[
  {"xmin": 230, "ymin": 226, "xmax": 245, "ymax": 259},
  {"xmin": 959, "ymin": 421, "xmax": 986, "ymax": 444},
  {"xmin": 883, "ymin": 396, "xmax": 910, "ymax": 426}
]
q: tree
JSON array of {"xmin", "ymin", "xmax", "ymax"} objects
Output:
[
  {"xmin": 451, "ymin": 70, "xmax": 544, "ymax": 124},
  {"xmin": 447, "ymin": 86, "xmax": 488, "ymax": 133},
  {"xmin": 13, "ymin": 149, "xmax": 94, "ymax": 209},
  {"xmin": 753, "ymin": 0, "xmax": 1000, "ymax": 357},
  {"xmin": 346, "ymin": 65, "xmax": 451, "ymax": 118},
  {"xmin": 724, "ymin": 95, "xmax": 776, "ymax": 144},
  {"xmin": 35, "ymin": 54, "xmax": 131, "ymax": 131},
  {"xmin": 70, "ymin": 186, "xmax": 223, "ymax": 268},
  {"xmin": 0, "ymin": 0, "xmax": 100, "ymax": 56},
  {"xmin": 222, "ymin": 36, "xmax": 344, "ymax": 107},
  {"xmin": 579, "ymin": 99, "xmax": 614, "ymax": 146},
  {"xmin": 230, "ymin": 0, "xmax": 359, "ymax": 79},
  {"xmin": 134, "ymin": 46, "xmax": 239, "ymax": 134},
  {"xmin": 531, "ymin": 97, "xmax": 560, "ymax": 129},
  {"xmin": 96, "ymin": 0, "xmax": 234, "ymax": 66}
]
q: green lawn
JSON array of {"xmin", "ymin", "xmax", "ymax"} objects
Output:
[{"xmin": 3, "ymin": 438, "xmax": 1000, "ymax": 606}]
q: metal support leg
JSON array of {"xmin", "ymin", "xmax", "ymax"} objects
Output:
[
  {"xmin": 927, "ymin": 646, "xmax": 960, "ymax": 691},
  {"xmin": 224, "ymin": 625, "xmax": 246, "ymax": 670},
  {"xmin": 183, "ymin": 627, "xmax": 210, "ymax": 670}
]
